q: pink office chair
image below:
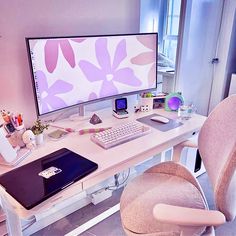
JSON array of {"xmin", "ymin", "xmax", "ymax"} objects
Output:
[{"xmin": 120, "ymin": 95, "xmax": 236, "ymax": 236}]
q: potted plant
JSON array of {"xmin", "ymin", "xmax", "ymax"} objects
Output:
[{"xmin": 31, "ymin": 119, "xmax": 49, "ymax": 145}]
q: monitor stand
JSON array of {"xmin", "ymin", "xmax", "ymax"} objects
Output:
[{"xmin": 69, "ymin": 105, "xmax": 91, "ymax": 121}]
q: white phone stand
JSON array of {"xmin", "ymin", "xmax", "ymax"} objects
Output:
[{"xmin": 0, "ymin": 128, "xmax": 30, "ymax": 166}]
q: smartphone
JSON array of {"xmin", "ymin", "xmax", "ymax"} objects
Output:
[
  {"xmin": 48, "ymin": 129, "xmax": 68, "ymax": 140},
  {"xmin": 4, "ymin": 123, "xmax": 15, "ymax": 133}
]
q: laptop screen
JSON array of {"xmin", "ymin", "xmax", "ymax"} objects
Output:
[{"xmin": 0, "ymin": 148, "xmax": 98, "ymax": 209}]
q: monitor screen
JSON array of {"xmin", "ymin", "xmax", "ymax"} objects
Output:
[{"xmin": 26, "ymin": 33, "xmax": 158, "ymax": 116}]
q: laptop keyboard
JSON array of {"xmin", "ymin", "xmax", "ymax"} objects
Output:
[{"xmin": 91, "ymin": 121, "xmax": 151, "ymax": 149}]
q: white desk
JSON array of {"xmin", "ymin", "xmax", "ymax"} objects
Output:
[{"xmin": 0, "ymin": 108, "xmax": 206, "ymax": 234}]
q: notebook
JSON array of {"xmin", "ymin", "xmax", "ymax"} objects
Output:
[{"xmin": 0, "ymin": 148, "xmax": 98, "ymax": 209}]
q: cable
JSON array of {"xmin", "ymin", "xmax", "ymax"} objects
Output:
[
  {"xmin": 117, "ymin": 168, "xmax": 130, "ymax": 187},
  {"xmin": 106, "ymin": 169, "xmax": 130, "ymax": 190},
  {"xmin": 114, "ymin": 173, "xmax": 120, "ymax": 187},
  {"xmin": 87, "ymin": 169, "xmax": 131, "ymax": 195}
]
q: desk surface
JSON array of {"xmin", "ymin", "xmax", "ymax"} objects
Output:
[{"xmin": 0, "ymin": 108, "xmax": 206, "ymax": 218}]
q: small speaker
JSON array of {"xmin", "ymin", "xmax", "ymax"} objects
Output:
[{"xmin": 113, "ymin": 97, "xmax": 128, "ymax": 111}]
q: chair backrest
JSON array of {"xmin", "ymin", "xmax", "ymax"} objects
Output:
[{"xmin": 198, "ymin": 95, "xmax": 236, "ymax": 221}]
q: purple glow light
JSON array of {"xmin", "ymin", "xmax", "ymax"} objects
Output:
[{"xmin": 168, "ymin": 97, "xmax": 182, "ymax": 110}]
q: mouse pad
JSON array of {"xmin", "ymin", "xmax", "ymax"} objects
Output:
[{"xmin": 137, "ymin": 113, "xmax": 183, "ymax": 132}]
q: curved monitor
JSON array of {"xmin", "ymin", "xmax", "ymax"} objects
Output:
[{"xmin": 26, "ymin": 33, "xmax": 158, "ymax": 116}]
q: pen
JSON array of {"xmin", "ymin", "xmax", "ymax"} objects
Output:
[
  {"xmin": 15, "ymin": 116, "xmax": 19, "ymax": 127},
  {"xmin": 1, "ymin": 110, "xmax": 10, "ymax": 123},
  {"xmin": 17, "ymin": 113, "xmax": 23, "ymax": 126},
  {"xmin": 10, "ymin": 114, "xmax": 16, "ymax": 126}
]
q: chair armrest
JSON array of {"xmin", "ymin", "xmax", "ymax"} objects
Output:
[
  {"xmin": 181, "ymin": 139, "xmax": 198, "ymax": 148},
  {"xmin": 153, "ymin": 203, "xmax": 225, "ymax": 227},
  {"xmin": 172, "ymin": 139, "xmax": 198, "ymax": 162}
]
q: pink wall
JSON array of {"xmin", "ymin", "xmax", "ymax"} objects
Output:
[{"xmin": 0, "ymin": 0, "xmax": 140, "ymax": 126}]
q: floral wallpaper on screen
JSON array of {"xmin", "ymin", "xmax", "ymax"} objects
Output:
[{"xmin": 29, "ymin": 34, "xmax": 157, "ymax": 115}]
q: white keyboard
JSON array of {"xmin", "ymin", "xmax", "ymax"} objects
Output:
[{"xmin": 91, "ymin": 121, "xmax": 151, "ymax": 149}]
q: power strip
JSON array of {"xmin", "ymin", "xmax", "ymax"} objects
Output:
[{"xmin": 91, "ymin": 189, "xmax": 113, "ymax": 205}]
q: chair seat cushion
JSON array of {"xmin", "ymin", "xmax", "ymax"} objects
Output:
[{"xmin": 120, "ymin": 171, "xmax": 207, "ymax": 235}]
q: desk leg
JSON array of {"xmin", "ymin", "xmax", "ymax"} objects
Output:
[
  {"xmin": 161, "ymin": 148, "xmax": 173, "ymax": 162},
  {"xmin": 0, "ymin": 187, "xmax": 22, "ymax": 236},
  {"xmin": 65, "ymin": 203, "xmax": 120, "ymax": 236}
]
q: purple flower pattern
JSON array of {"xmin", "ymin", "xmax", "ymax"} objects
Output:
[
  {"xmin": 79, "ymin": 38, "xmax": 141, "ymax": 98},
  {"xmin": 131, "ymin": 35, "xmax": 157, "ymax": 86},
  {"xmin": 45, "ymin": 38, "xmax": 85, "ymax": 73},
  {"xmin": 36, "ymin": 70, "xmax": 73, "ymax": 114}
]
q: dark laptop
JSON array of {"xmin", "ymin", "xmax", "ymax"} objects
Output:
[{"xmin": 0, "ymin": 148, "xmax": 98, "ymax": 210}]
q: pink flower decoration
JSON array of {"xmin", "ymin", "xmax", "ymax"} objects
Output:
[
  {"xmin": 131, "ymin": 35, "xmax": 157, "ymax": 86},
  {"xmin": 45, "ymin": 38, "xmax": 85, "ymax": 73}
]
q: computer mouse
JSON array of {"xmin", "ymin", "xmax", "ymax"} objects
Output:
[{"xmin": 150, "ymin": 115, "xmax": 169, "ymax": 124}]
